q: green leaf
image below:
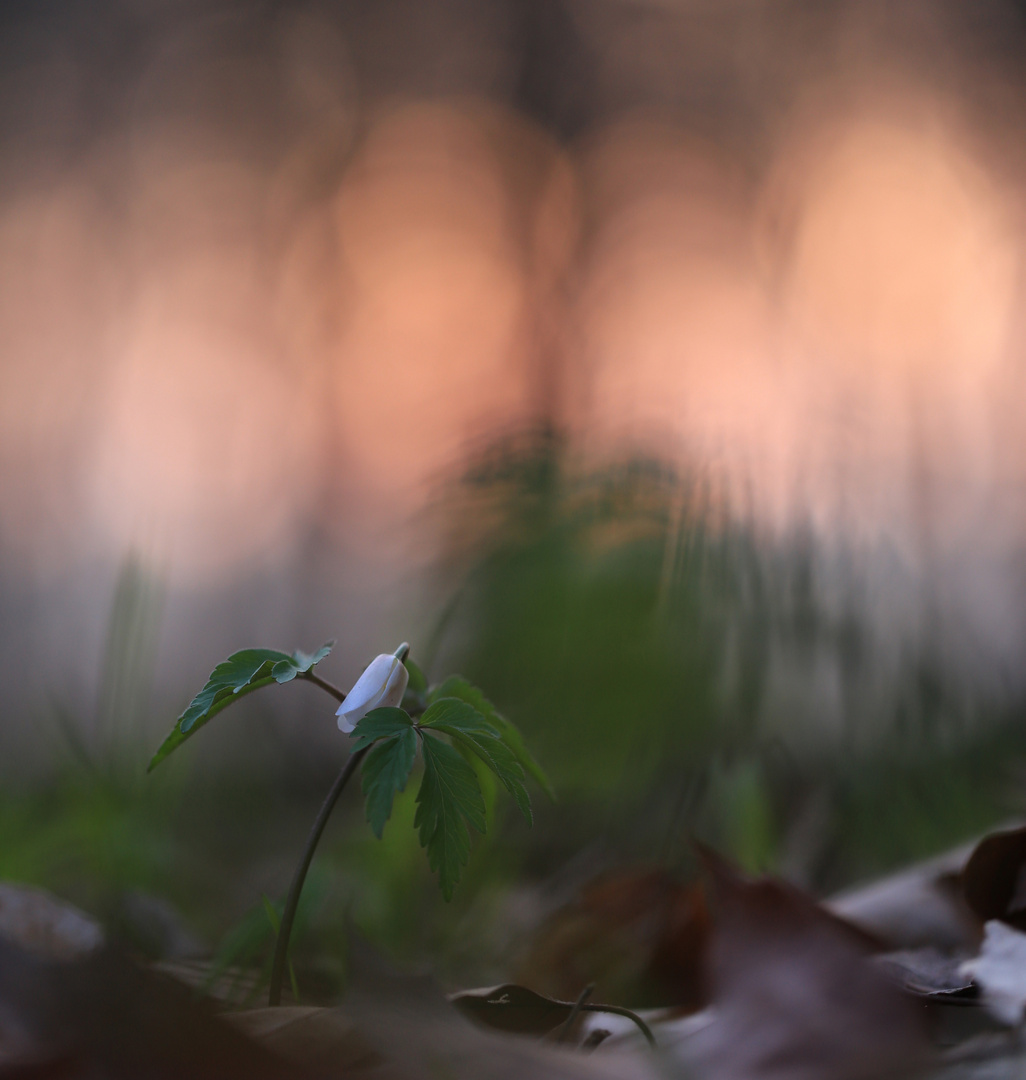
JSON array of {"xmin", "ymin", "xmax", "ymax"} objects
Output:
[
  {"xmin": 421, "ymin": 698, "xmax": 531, "ymax": 824},
  {"xmin": 404, "ymin": 657, "xmax": 427, "ymax": 694},
  {"xmin": 203, "ymin": 902, "xmax": 275, "ymax": 1004},
  {"xmin": 291, "ymin": 641, "xmax": 334, "ymax": 673},
  {"xmin": 148, "ymin": 642, "xmax": 334, "ymax": 771},
  {"xmin": 361, "ymin": 727, "xmax": 418, "ymax": 838},
  {"xmin": 455, "ymin": 733, "xmax": 531, "ymax": 825},
  {"xmin": 455, "ymin": 739, "xmax": 499, "ymax": 819},
  {"xmin": 260, "ymin": 895, "xmax": 299, "ymax": 1003},
  {"xmin": 415, "ymin": 732, "xmax": 486, "ymax": 900},
  {"xmin": 183, "ymin": 650, "xmax": 291, "ymax": 730},
  {"xmin": 401, "ymin": 657, "xmax": 429, "ymax": 716},
  {"xmin": 350, "ymin": 707, "xmax": 413, "ymax": 752},
  {"xmin": 420, "ymin": 696, "xmax": 495, "ymax": 735},
  {"xmin": 270, "ymin": 640, "xmax": 335, "ymax": 683},
  {"xmin": 428, "ymin": 676, "xmax": 554, "ymax": 801},
  {"xmin": 260, "ymin": 893, "xmax": 282, "ymax": 933}
]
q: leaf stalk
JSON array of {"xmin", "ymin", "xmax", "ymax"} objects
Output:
[{"xmin": 297, "ymin": 669, "xmax": 347, "ymax": 703}]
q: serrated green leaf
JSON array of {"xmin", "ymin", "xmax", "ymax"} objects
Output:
[
  {"xmin": 422, "ymin": 697, "xmax": 531, "ymax": 824},
  {"xmin": 292, "ymin": 641, "xmax": 335, "ymax": 674},
  {"xmin": 415, "ymin": 732, "xmax": 486, "ymax": 900},
  {"xmin": 350, "ymin": 707, "xmax": 413, "ymax": 752},
  {"xmin": 272, "ymin": 640, "xmax": 335, "ymax": 684},
  {"xmin": 149, "ymin": 649, "xmax": 287, "ymax": 771},
  {"xmin": 420, "ymin": 696, "xmax": 496, "ymax": 735},
  {"xmin": 148, "ymin": 643, "xmax": 334, "ymax": 772},
  {"xmin": 455, "ymin": 739, "xmax": 499, "ymax": 818},
  {"xmin": 361, "ymin": 727, "xmax": 417, "ymax": 838},
  {"xmin": 184, "ymin": 650, "xmax": 290, "ymax": 731},
  {"xmin": 271, "ymin": 658, "xmax": 298, "ymax": 682},
  {"xmin": 428, "ymin": 676, "xmax": 554, "ymax": 801},
  {"xmin": 454, "ymin": 734, "xmax": 531, "ymax": 824}
]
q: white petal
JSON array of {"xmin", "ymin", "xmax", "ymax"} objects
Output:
[
  {"xmin": 380, "ymin": 657, "xmax": 409, "ymax": 709},
  {"xmin": 336, "ymin": 653, "xmax": 396, "ymax": 733}
]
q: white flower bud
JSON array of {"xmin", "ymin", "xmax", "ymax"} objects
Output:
[{"xmin": 336, "ymin": 653, "xmax": 409, "ymax": 733}]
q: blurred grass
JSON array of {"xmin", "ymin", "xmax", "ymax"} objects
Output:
[
  {"xmin": 429, "ymin": 435, "xmax": 1026, "ymax": 890},
  {"xmin": 2, "ymin": 435, "xmax": 1025, "ymax": 997}
]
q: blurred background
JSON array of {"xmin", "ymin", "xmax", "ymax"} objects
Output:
[{"xmin": 4, "ymin": 0, "xmax": 1026, "ymax": 1000}]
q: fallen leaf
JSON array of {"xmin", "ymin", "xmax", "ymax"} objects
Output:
[
  {"xmin": 230, "ymin": 1006, "xmax": 382, "ymax": 1073},
  {"xmin": 960, "ymin": 826, "xmax": 1026, "ymax": 931},
  {"xmin": 0, "ymin": 935, "xmax": 303, "ymax": 1079},
  {"xmin": 826, "ymin": 840, "xmax": 980, "ymax": 951},
  {"xmin": 449, "ymin": 983, "xmax": 655, "ymax": 1046},
  {"xmin": 680, "ymin": 844, "xmax": 931, "ymax": 1080},
  {"xmin": 270, "ymin": 944, "xmax": 660, "ymax": 1080},
  {"xmin": 515, "ymin": 869, "xmax": 709, "ymax": 1009},
  {"xmin": 874, "ymin": 947, "xmax": 976, "ymax": 1000},
  {"xmin": 0, "ymin": 883, "xmax": 104, "ymax": 961},
  {"xmin": 450, "ymin": 984, "xmax": 575, "ymax": 1036}
]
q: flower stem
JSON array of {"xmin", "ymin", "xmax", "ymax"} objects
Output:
[
  {"xmin": 297, "ymin": 669, "xmax": 347, "ymax": 703},
  {"xmin": 269, "ymin": 642, "xmax": 411, "ymax": 1006},
  {"xmin": 268, "ymin": 745, "xmax": 367, "ymax": 1005}
]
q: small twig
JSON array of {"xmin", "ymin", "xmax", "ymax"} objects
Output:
[
  {"xmin": 557, "ymin": 983, "xmax": 595, "ymax": 1044},
  {"xmin": 579, "ymin": 1004, "xmax": 656, "ymax": 1048},
  {"xmin": 268, "ymin": 746, "xmax": 367, "ymax": 1005}
]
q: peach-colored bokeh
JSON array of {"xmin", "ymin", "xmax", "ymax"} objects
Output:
[
  {"xmin": 86, "ymin": 156, "xmax": 325, "ymax": 576},
  {"xmin": 574, "ymin": 103, "xmax": 1021, "ymax": 558},
  {"xmin": 2, "ymin": 70, "xmax": 1025, "ymax": 587},
  {"xmin": 330, "ymin": 103, "xmax": 532, "ymax": 526}
]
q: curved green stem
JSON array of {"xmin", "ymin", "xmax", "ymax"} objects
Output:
[
  {"xmin": 298, "ymin": 669, "xmax": 347, "ymax": 703},
  {"xmin": 268, "ymin": 746, "xmax": 367, "ymax": 1005},
  {"xmin": 268, "ymin": 641, "xmax": 411, "ymax": 1006}
]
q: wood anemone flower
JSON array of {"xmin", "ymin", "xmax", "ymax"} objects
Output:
[{"xmin": 336, "ymin": 653, "xmax": 409, "ymax": 733}]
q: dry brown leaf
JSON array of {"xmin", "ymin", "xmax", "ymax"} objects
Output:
[
  {"xmin": 230, "ymin": 961, "xmax": 660, "ymax": 1080},
  {"xmin": 0, "ymin": 936, "xmax": 303, "ymax": 1079},
  {"xmin": 961, "ymin": 826, "xmax": 1026, "ymax": 931},
  {"xmin": 826, "ymin": 841, "xmax": 981, "ymax": 951},
  {"xmin": 515, "ymin": 868, "xmax": 709, "ymax": 1009},
  {"xmin": 680, "ymin": 845, "xmax": 932, "ymax": 1080},
  {"xmin": 230, "ymin": 1007, "xmax": 383, "ymax": 1073}
]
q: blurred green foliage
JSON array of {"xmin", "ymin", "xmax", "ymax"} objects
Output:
[
  {"xmin": 430, "ymin": 435, "xmax": 1026, "ymax": 889},
  {"xmin": 2, "ymin": 436, "xmax": 1026, "ymax": 1000}
]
